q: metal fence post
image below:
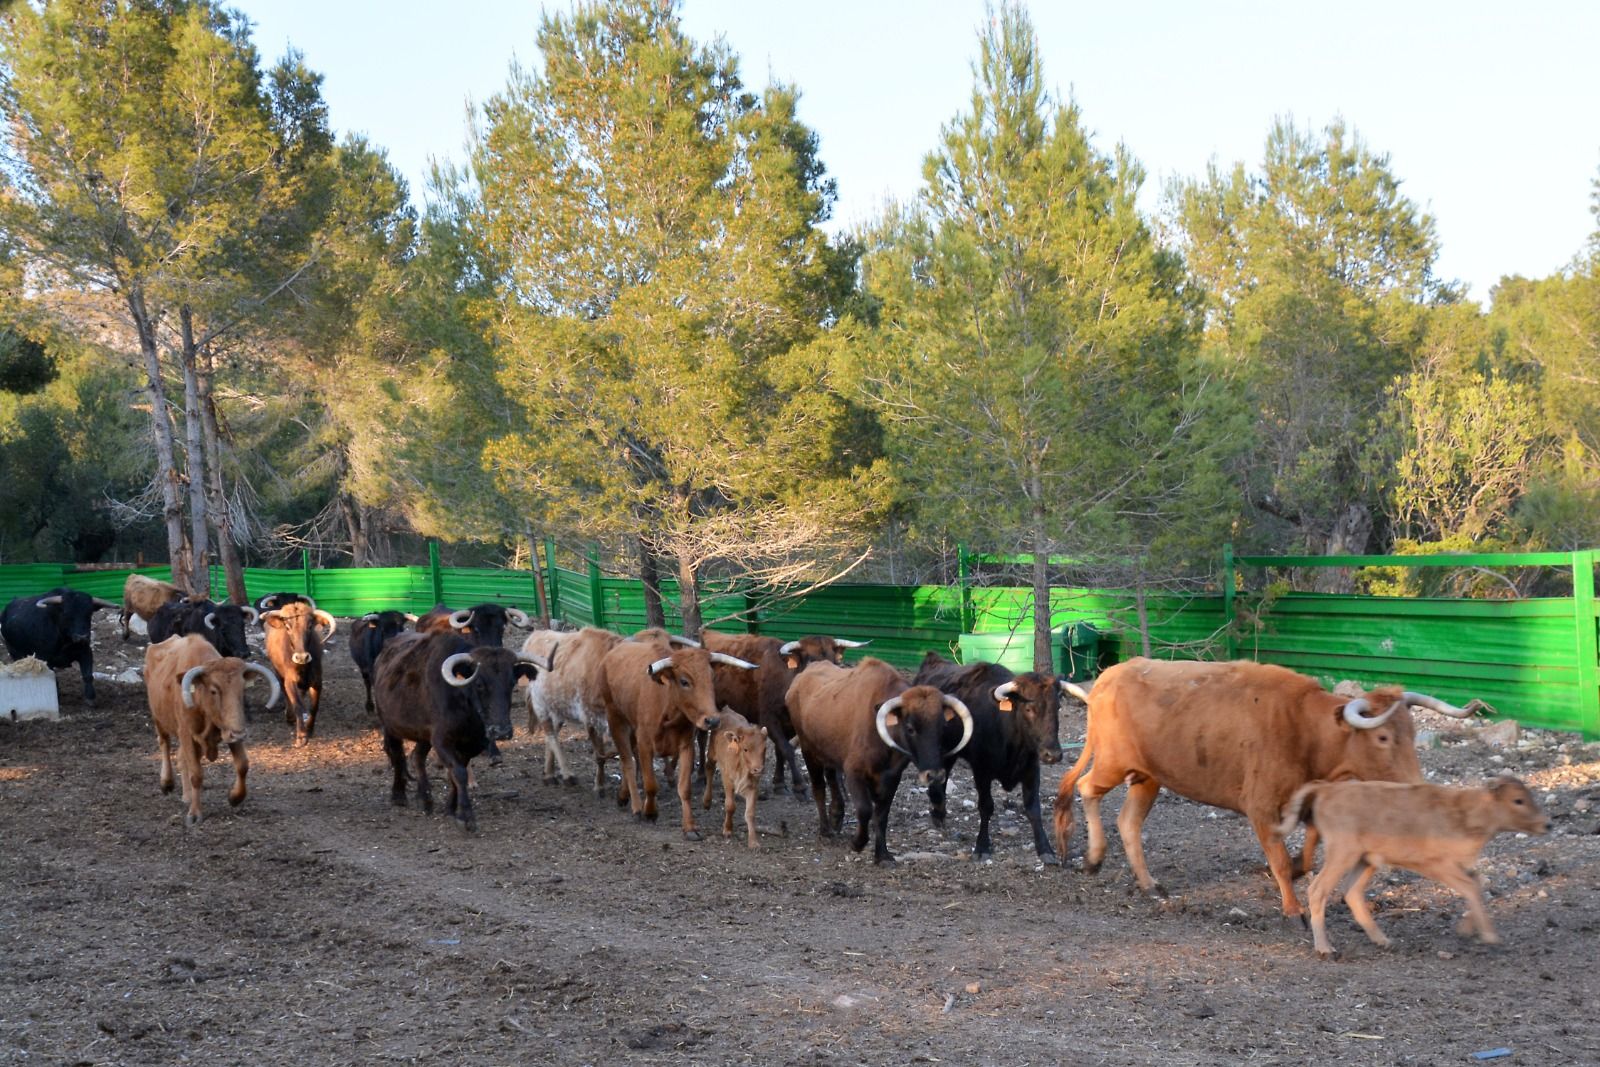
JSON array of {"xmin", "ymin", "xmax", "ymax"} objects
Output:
[
  {"xmin": 301, "ymin": 549, "xmax": 313, "ymax": 601},
  {"xmin": 1223, "ymin": 542, "xmax": 1236, "ymax": 661},
  {"xmin": 428, "ymin": 540, "xmax": 443, "ymax": 605},
  {"xmin": 545, "ymin": 537, "xmax": 560, "ymax": 621},
  {"xmin": 1573, "ymin": 550, "xmax": 1599, "ymax": 738},
  {"xmin": 587, "ymin": 546, "xmax": 605, "ymax": 629}
]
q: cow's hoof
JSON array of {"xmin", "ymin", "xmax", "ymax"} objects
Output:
[
  {"xmin": 1082, "ymin": 860, "xmax": 1102, "ymax": 875},
  {"xmin": 562, "ymin": 775, "xmax": 579, "ymax": 787},
  {"xmin": 1315, "ymin": 948, "xmax": 1340, "ymax": 962},
  {"xmin": 542, "ymin": 774, "xmax": 558, "ymax": 785},
  {"xmin": 489, "ymin": 755, "xmax": 503, "ymax": 768},
  {"xmin": 184, "ymin": 812, "xmax": 202, "ymax": 828},
  {"xmin": 458, "ymin": 818, "xmax": 477, "ymax": 833},
  {"xmin": 1147, "ymin": 882, "xmax": 1169, "ymax": 899},
  {"xmin": 971, "ymin": 848, "xmax": 994, "ymax": 863},
  {"xmin": 874, "ymin": 853, "xmax": 897, "ymax": 866},
  {"xmin": 1279, "ymin": 913, "xmax": 1309, "ymax": 933},
  {"xmin": 1038, "ymin": 851, "xmax": 1061, "ymax": 867},
  {"xmin": 390, "ymin": 794, "xmax": 407, "ymax": 808},
  {"xmin": 228, "ymin": 791, "xmax": 246, "ymax": 808},
  {"xmin": 159, "ymin": 778, "xmax": 174, "ymax": 795},
  {"xmin": 682, "ymin": 830, "xmax": 702, "ymax": 842}
]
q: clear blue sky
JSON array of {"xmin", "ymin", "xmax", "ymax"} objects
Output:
[{"xmin": 235, "ymin": 0, "xmax": 1600, "ymax": 304}]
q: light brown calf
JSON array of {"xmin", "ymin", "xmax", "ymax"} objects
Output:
[
  {"xmin": 120, "ymin": 573, "xmax": 183, "ymax": 639},
  {"xmin": 144, "ymin": 635, "xmax": 280, "ymax": 826},
  {"xmin": 1278, "ymin": 777, "xmax": 1550, "ymax": 959},
  {"xmin": 701, "ymin": 708, "xmax": 768, "ymax": 848}
]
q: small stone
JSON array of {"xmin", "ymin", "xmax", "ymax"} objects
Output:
[
  {"xmin": 964, "ymin": 982, "xmax": 981, "ymax": 995},
  {"xmin": 1479, "ymin": 719, "xmax": 1520, "ymax": 748},
  {"xmin": 1227, "ymin": 907, "xmax": 1248, "ymax": 919},
  {"xmin": 1574, "ymin": 799, "xmax": 1592, "ymax": 814},
  {"xmin": 1437, "ymin": 950, "xmax": 1455, "ymax": 960}
]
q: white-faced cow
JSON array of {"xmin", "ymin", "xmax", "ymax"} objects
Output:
[
  {"xmin": 373, "ymin": 631, "xmax": 547, "ymax": 831},
  {"xmin": 1053, "ymin": 658, "xmax": 1477, "ymax": 918},
  {"xmin": 913, "ymin": 652, "xmax": 1067, "ymax": 863},
  {"xmin": 1, "ymin": 588, "xmax": 120, "ymax": 704},
  {"xmin": 785, "ymin": 657, "xmax": 973, "ymax": 864},
  {"xmin": 144, "ymin": 634, "xmax": 280, "ymax": 826},
  {"xmin": 1279, "ymin": 776, "xmax": 1550, "ymax": 959}
]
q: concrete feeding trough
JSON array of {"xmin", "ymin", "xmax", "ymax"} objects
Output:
[{"xmin": 0, "ymin": 657, "xmax": 60, "ymax": 722}]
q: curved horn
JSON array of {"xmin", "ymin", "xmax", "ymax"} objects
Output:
[
  {"xmin": 243, "ymin": 661, "xmax": 282, "ymax": 710},
  {"xmin": 260, "ymin": 609, "xmax": 282, "ymax": 625},
  {"xmin": 993, "ymin": 681, "xmax": 1018, "ymax": 703},
  {"xmin": 91, "ymin": 597, "xmax": 119, "ymax": 611},
  {"xmin": 944, "ymin": 695, "xmax": 974, "ymax": 755},
  {"xmin": 403, "ymin": 613, "xmax": 418, "ymax": 623},
  {"xmin": 647, "ymin": 656, "xmax": 674, "ymax": 680},
  {"xmin": 181, "ymin": 665, "xmax": 208, "ymax": 708},
  {"xmin": 1061, "ymin": 680, "xmax": 1092, "ymax": 703},
  {"xmin": 833, "ymin": 638, "xmax": 870, "ymax": 649},
  {"xmin": 518, "ymin": 653, "xmax": 556, "ymax": 673},
  {"xmin": 506, "ymin": 607, "xmax": 529, "ymax": 628},
  {"xmin": 240, "ymin": 605, "xmax": 258, "ymax": 625},
  {"xmin": 313, "ymin": 610, "xmax": 337, "ymax": 638},
  {"xmin": 258, "ymin": 594, "xmax": 280, "ymax": 610},
  {"xmin": 1342, "ymin": 696, "xmax": 1401, "ymax": 730},
  {"xmin": 297, "ymin": 596, "xmax": 317, "ymax": 611},
  {"xmin": 667, "ymin": 633, "xmax": 701, "ymax": 648},
  {"xmin": 875, "ymin": 696, "xmax": 912, "ymax": 756},
  {"xmin": 449, "ymin": 609, "xmax": 473, "ymax": 630},
  {"xmin": 440, "ymin": 652, "xmax": 477, "ymax": 687},
  {"xmin": 361, "ymin": 613, "xmax": 381, "ymax": 622},
  {"xmin": 779, "ymin": 640, "xmax": 802, "ymax": 655},
  {"xmin": 35, "ymin": 595, "xmax": 63, "ymax": 608},
  {"xmin": 203, "ymin": 612, "xmax": 218, "ymax": 631},
  {"xmin": 1400, "ymin": 691, "xmax": 1479, "ymax": 718},
  {"xmin": 709, "ymin": 652, "xmax": 759, "ymax": 670}
]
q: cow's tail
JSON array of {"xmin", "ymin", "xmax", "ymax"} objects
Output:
[
  {"xmin": 1276, "ymin": 782, "xmax": 1319, "ymax": 840},
  {"xmin": 1051, "ymin": 733, "xmax": 1095, "ymax": 859}
]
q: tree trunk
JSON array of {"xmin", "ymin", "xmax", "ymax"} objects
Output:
[
  {"xmin": 1029, "ymin": 467, "xmax": 1053, "ymax": 673},
  {"xmin": 339, "ymin": 493, "xmax": 370, "ymax": 566},
  {"xmin": 1311, "ymin": 503, "xmax": 1374, "ymax": 594},
  {"xmin": 528, "ymin": 525, "xmax": 551, "ymax": 628},
  {"xmin": 179, "ymin": 309, "xmax": 210, "ymax": 597},
  {"xmin": 128, "ymin": 291, "xmax": 191, "ymax": 592},
  {"xmin": 198, "ymin": 350, "xmax": 247, "ymax": 605},
  {"xmin": 676, "ymin": 554, "xmax": 703, "ymax": 641},
  {"xmin": 639, "ymin": 539, "xmax": 666, "ymax": 630}
]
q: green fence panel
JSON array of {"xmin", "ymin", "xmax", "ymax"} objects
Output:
[
  {"xmin": 308, "ymin": 567, "xmax": 433, "ymax": 618},
  {"xmin": 0, "ymin": 564, "xmax": 70, "ymax": 604},
  {"xmin": 63, "ymin": 566, "xmax": 173, "ymax": 601},
  {"xmin": 439, "ymin": 567, "xmax": 542, "ymax": 615}
]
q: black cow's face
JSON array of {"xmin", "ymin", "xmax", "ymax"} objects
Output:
[
  {"xmin": 997, "ymin": 672, "xmax": 1065, "ymax": 765},
  {"xmin": 201, "ymin": 605, "xmax": 251, "ymax": 659},
  {"xmin": 883, "ymin": 685, "xmax": 966, "ymax": 787},
  {"xmin": 466, "ymin": 647, "xmax": 538, "ymax": 742},
  {"xmin": 372, "ymin": 611, "xmax": 410, "ymax": 641},
  {"xmin": 33, "ymin": 591, "xmax": 99, "ymax": 648}
]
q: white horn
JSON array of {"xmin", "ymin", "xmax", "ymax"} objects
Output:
[
  {"xmin": 779, "ymin": 640, "xmax": 802, "ymax": 655},
  {"xmin": 240, "ymin": 605, "xmax": 258, "ymax": 625},
  {"xmin": 92, "ymin": 597, "xmax": 120, "ymax": 611},
  {"xmin": 449, "ymin": 609, "xmax": 473, "ymax": 630},
  {"xmin": 441, "ymin": 652, "xmax": 477, "ymax": 687},
  {"xmin": 203, "ymin": 612, "xmax": 218, "ymax": 630},
  {"xmin": 1062, "ymin": 680, "xmax": 1093, "ymax": 702},
  {"xmin": 403, "ymin": 613, "xmax": 418, "ymax": 623},
  {"xmin": 668, "ymin": 633, "xmax": 701, "ymax": 648},
  {"xmin": 35, "ymin": 595, "xmax": 62, "ymax": 608},
  {"xmin": 647, "ymin": 656, "xmax": 675, "ymax": 680},
  {"xmin": 1342, "ymin": 697, "xmax": 1400, "ymax": 730},
  {"xmin": 709, "ymin": 652, "xmax": 759, "ymax": 670},
  {"xmin": 993, "ymin": 681, "xmax": 1018, "ymax": 703},
  {"xmin": 944, "ymin": 695, "xmax": 974, "ymax": 755},
  {"xmin": 260, "ymin": 609, "xmax": 282, "ymax": 625},
  {"xmin": 314, "ymin": 610, "xmax": 337, "ymax": 638},
  {"xmin": 181, "ymin": 665, "xmax": 208, "ymax": 708},
  {"xmin": 1400, "ymin": 691, "xmax": 1479, "ymax": 718},
  {"xmin": 875, "ymin": 696, "xmax": 912, "ymax": 756},
  {"xmin": 833, "ymin": 638, "xmax": 870, "ymax": 649},
  {"xmin": 361, "ymin": 613, "xmax": 381, "ymax": 622},
  {"xmin": 244, "ymin": 661, "xmax": 282, "ymax": 710},
  {"xmin": 506, "ymin": 607, "xmax": 529, "ymax": 628}
]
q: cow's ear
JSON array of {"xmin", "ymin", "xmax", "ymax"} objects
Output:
[
  {"xmin": 759, "ymin": 726, "xmax": 768, "ymax": 737},
  {"xmin": 997, "ymin": 697, "xmax": 1014, "ymax": 712},
  {"xmin": 786, "ymin": 655, "xmax": 800, "ymax": 670},
  {"xmin": 514, "ymin": 663, "xmax": 540, "ymax": 683},
  {"xmin": 943, "ymin": 706, "xmax": 958, "ymax": 723},
  {"xmin": 883, "ymin": 711, "xmax": 900, "ymax": 729}
]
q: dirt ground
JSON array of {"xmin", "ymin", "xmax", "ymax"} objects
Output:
[{"xmin": 4, "ymin": 617, "xmax": 1600, "ymax": 1066}]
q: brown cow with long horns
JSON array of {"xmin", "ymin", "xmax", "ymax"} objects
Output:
[{"xmin": 1052, "ymin": 658, "xmax": 1479, "ymax": 919}]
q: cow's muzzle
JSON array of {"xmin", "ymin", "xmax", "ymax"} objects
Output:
[
  {"xmin": 1039, "ymin": 747, "xmax": 1063, "ymax": 765},
  {"xmin": 291, "ymin": 652, "xmax": 312, "ymax": 666},
  {"xmin": 917, "ymin": 768, "xmax": 947, "ymax": 788},
  {"xmin": 487, "ymin": 724, "xmax": 513, "ymax": 742},
  {"xmin": 700, "ymin": 713, "xmax": 721, "ymax": 732}
]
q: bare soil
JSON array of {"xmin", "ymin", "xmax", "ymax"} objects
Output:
[{"xmin": 3, "ymin": 617, "xmax": 1599, "ymax": 1066}]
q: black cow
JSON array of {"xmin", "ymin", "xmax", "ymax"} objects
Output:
[
  {"xmin": 413, "ymin": 603, "xmax": 530, "ymax": 764},
  {"xmin": 372, "ymin": 632, "xmax": 548, "ymax": 832},
  {"xmin": 913, "ymin": 652, "xmax": 1068, "ymax": 864},
  {"xmin": 350, "ymin": 610, "xmax": 418, "ymax": 714},
  {"xmin": 148, "ymin": 598, "xmax": 256, "ymax": 659},
  {"xmin": 1, "ymin": 588, "xmax": 118, "ymax": 704},
  {"xmin": 254, "ymin": 592, "xmax": 314, "ymax": 628}
]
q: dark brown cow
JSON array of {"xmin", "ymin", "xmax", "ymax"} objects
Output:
[
  {"xmin": 372, "ymin": 631, "xmax": 547, "ymax": 831},
  {"xmin": 701, "ymin": 708, "xmax": 768, "ymax": 848},
  {"xmin": 1052, "ymin": 658, "xmax": 1477, "ymax": 918},
  {"xmin": 414, "ymin": 602, "xmax": 529, "ymax": 646},
  {"xmin": 263, "ymin": 602, "xmax": 335, "ymax": 746},
  {"xmin": 700, "ymin": 631, "xmax": 868, "ymax": 796},
  {"xmin": 1279, "ymin": 776, "xmax": 1550, "ymax": 959},
  {"xmin": 785, "ymin": 657, "xmax": 973, "ymax": 864},
  {"xmin": 598, "ymin": 638, "xmax": 757, "ymax": 840}
]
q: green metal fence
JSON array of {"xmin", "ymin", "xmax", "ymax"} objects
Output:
[{"xmin": 3, "ymin": 544, "xmax": 1596, "ymax": 738}]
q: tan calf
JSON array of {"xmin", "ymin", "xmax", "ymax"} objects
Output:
[
  {"xmin": 120, "ymin": 573, "xmax": 184, "ymax": 639},
  {"xmin": 701, "ymin": 709, "xmax": 768, "ymax": 848},
  {"xmin": 1278, "ymin": 777, "xmax": 1550, "ymax": 959},
  {"xmin": 144, "ymin": 635, "xmax": 280, "ymax": 826}
]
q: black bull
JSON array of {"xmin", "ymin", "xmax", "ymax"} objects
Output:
[
  {"xmin": 912, "ymin": 652, "xmax": 1068, "ymax": 863},
  {"xmin": 1, "ymin": 588, "xmax": 119, "ymax": 704}
]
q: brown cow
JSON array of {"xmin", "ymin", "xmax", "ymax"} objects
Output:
[
  {"xmin": 598, "ymin": 638, "xmax": 757, "ymax": 839},
  {"xmin": 701, "ymin": 631, "xmax": 868, "ymax": 796},
  {"xmin": 263, "ymin": 602, "xmax": 336, "ymax": 746},
  {"xmin": 1052, "ymin": 658, "xmax": 1476, "ymax": 918},
  {"xmin": 119, "ymin": 573, "xmax": 184, "ymax": 640},
  {"xmin": 1278, "ymin": 776, "xmax": 1550, "ymax": 959},
  {"xmin": 144, "ymin": 634, "xmax": 280, "ymax": 826},
  {"xmin": 785, "ymin": 657, "xmax": 973, "ymax": 864},
  {"xmin": 700, "ymin": 708, "xmax": 768, "ymax": 848}
]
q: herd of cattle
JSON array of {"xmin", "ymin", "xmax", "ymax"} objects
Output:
[{"xmin": 0, "ymin": 577, "xmax": 1556, "ymax": 960}]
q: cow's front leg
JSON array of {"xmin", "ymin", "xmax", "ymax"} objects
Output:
[
  {"xmin": 589, "ymin": 725, "xmax": 611, "ymax": 797},
  {"xmin": 676, "ymin": 739, "xmax": 700, "ymax": 840},
  {"xmin": 928, "ymin": 774, "xmax": 947, "ymax": 828},
  {"xmin": 155, "ymin": 726, "xmax": 175, "ymax": 794},
  {"xmin": 844, "ymin": 774, "xmax": 873, "ymax": 854},
  {"xmin": 411, "ymin": 739, "xmax": 434, "ymax": 813},
  {"xmin": 973, "ymin": 776, "xmax": 996, "ymax": 858},
  {"xmin": 871, "ymin": 772, "xmax": 901, "ymax": 865},
  {"xmin": 740, "ymin": 783, "xmax": 759, "ymax": 849},
  {"xmin": 1021, "ymin": 766, "xmax": 1058, "ymax": 865},
  {"xmin": 446, "ymin": 758, "xmax": 476, "ymax": 832},
  {"xmin": 78, "ymin": 648, "xmax": 96, "ymax": 706},
  {"xmin": 227, "ymin": 741, "xmax": 249, "ymax": 808},
  {"xmin": 302, "ymin": 684, "xmax": 321, "ymax": 742},
  {"xmin": 180, "ymin": 733, "xmax": 205, "ymax": 827}
]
